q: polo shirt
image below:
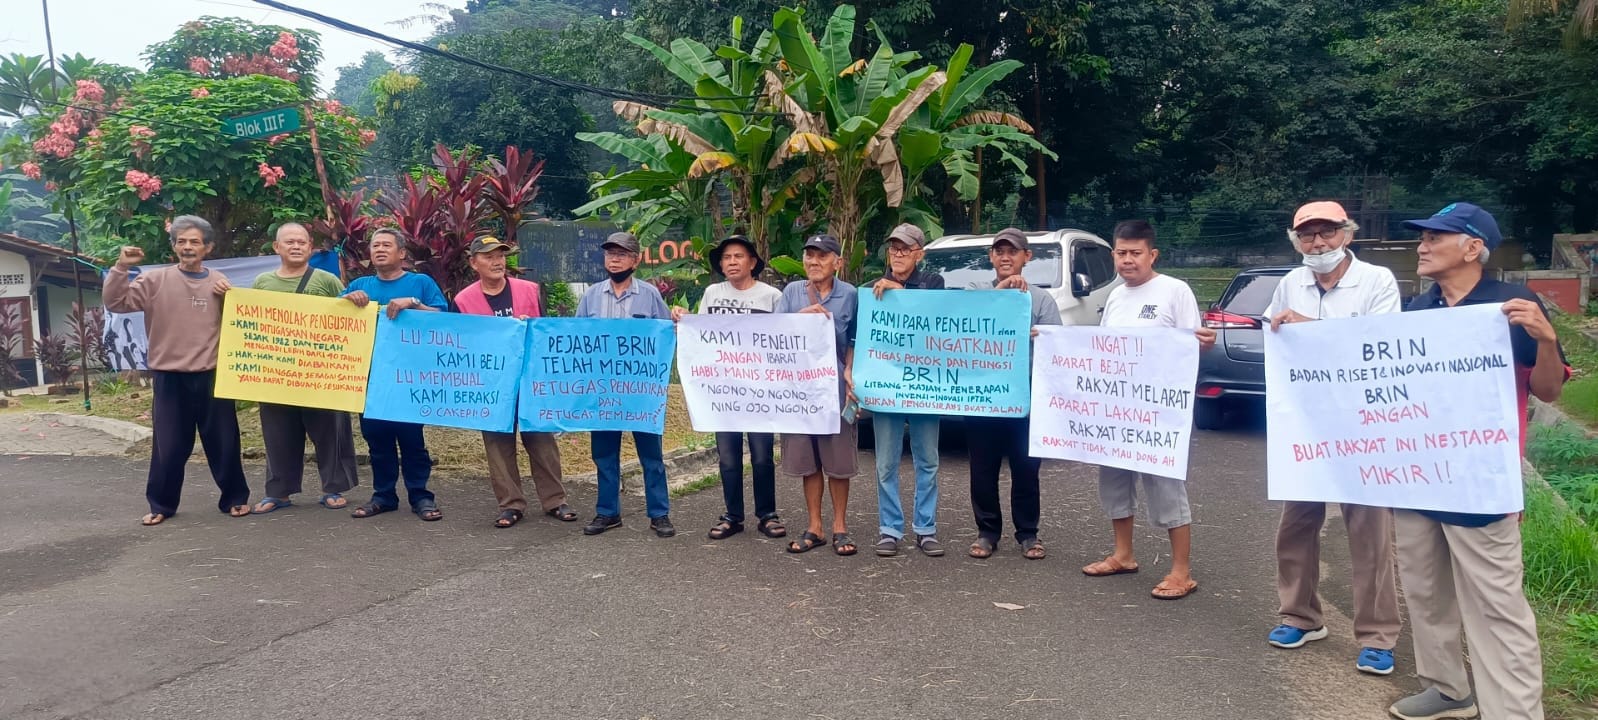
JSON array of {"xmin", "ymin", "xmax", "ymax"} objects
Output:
[
  {"xmin": 1265, "ymin": 256, "xmax": 1401, "ymax": 321},
  {"xmin": 966, "ymin": 280, "xmax": 1064, "ymax": 326},
  {"xmin": 869, "ymin": 266, "xmax": 946, "ymax": 290},
  {"xmin": 1404, "ymin": 276, "xmax": 1570, "ymax": 526},
  {"xmin": 776, "ymin": 278, "xmax": 858, "ymax": 361},
  {"xmin": 575, "ymin": 278, "xmax": 670, "ymax": 320},
  {"xmin": 342, "ymin": 271, "xmax": 449, "ymax": 310}
]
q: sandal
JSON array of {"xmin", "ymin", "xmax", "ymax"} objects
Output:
[
  {"xmin": 351, "ymin": 502, "xmax": 394, "ymax": 519},
  {"xmin": 757, "ymin": 516, "xmax": 788, "ymax": 538},
  {"xmin": 832, "ymin": 533, "xmax": 858, "ymax": 556},
  {"xmin": 708, "ymin": 518, "xmax": 745, "ymax": 540},
  {"xmin": 544, "ymin": 503, "xmax": 578, "ymax": 522},
  {"xmin": 228, "ymin": 505, "xmax": 252, "ymax": 518},
  {"xmin": 1152, "ymin": 575, "xmax": 1198, "ymax": 600},
  {"xmin": 318, "ymin": 493, "xmax": 347, "ymax": 510},
  {"xmin": 253, "ymin": 497, "xmax": 292, "ymax": 514},
  {"xmin": 786, "ymin": 531, "xmax": 827, "ymax": 554},
  {"xmin": 1021, "ymin": 538, "xmax": 1046, "ymax": 560},
  {"xmin": 495, "ymin": 509, "xmax": 524, "ymax": 528},
  {"xmin": 1083, "ymin": 556, "xmax": 1140, "ymax": 576},
  {"xmin": 415, "ymin": 501, "xmax": 442, "ymax": 522},
  {"xmin": 140, "ymin": 512, "xmax": 166, "ymax": 526},
  {"xmin": 968, "ymin": 537, "xmax": 996, "ymax": 559}
]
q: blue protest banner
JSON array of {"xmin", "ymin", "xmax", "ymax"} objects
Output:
[
  {"xmin": 363, "ymin": 311, "xmax": 525, "ymax": 432},
  {"xmin": 854, "ymin": 288, "xmax": 1033, "ymax": 417},
  {"xmin": 518, "ymin": 318, "xmax": 676, "ymax": 433}
]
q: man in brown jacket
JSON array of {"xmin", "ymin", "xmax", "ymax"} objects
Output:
[{"xmin": 104, "ymin": 215, "xmax": 250, "ymax": 526}]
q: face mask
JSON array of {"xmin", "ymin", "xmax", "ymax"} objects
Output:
[
  {"xmin": 608, "ymin": 268, "xmax": 635, "ymax": 283},
  {"xmin": 1301, "ymin": 247, "xmax": 1345, "ymax": 274}
]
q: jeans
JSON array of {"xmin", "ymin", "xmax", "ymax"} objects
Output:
[
  {"xmin": 359, "ymin": 417, "xmax": 434, "ymax": 510},
  {"xmin": 872, "ymin": 411, "xmax": 940, "ymax": 538},
  {"xmin": 592, "ymin": 430, "xmax": 670, "ymax": 519},
  {"xmin": 716, "ymin": 431, "xmax": 775, "ymax": 524}
]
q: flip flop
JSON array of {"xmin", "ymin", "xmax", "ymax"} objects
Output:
[
  {"xmin": 253, "ymin": 497, "xmax": 292, "ymax": 514},
  {"xmin": 1083, "ymin": 556, "xmax": 1141, "ymax": 576},
  {"xmin": 228, "ymin": 505, "xmax": 252, "ymax": 518},
  {"xmin": 140, "ymin": 512, "xmax": 166, "ymax": 526},
  {"xmin": 1152, "ymin": 576, "xmax": 1199, "ymax": 600},
  {"xmin": 318, "ymin": 493, "xmax": 347, "ymax": 509}
]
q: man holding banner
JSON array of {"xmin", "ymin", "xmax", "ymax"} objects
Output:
[
  {"xmin": 1386, "ymin": 204, "xmax": 1566, "ymax": 720},
  {"xmin": 576, "ymin": 232, "xmax": 676, "ymax": 538},
  {"xmin": 1081, "ymin": 220, "xmax": 1214, "ymax": 599},
  {"xmin": 1263, "ymin": 201, "xmax": 1405, "ymax": 676},
  {"xmin": 670, "ymin": 235, "xmax": 788, "ymax": 541},
  {"xmin": 966, "ymin": 228, "xmax": 1060, "ymax": 560},
  {"xmin": 777, "ymin": 234, "xmax": 860, "ymax": 555},
  {"xmin": 249, "ymin": 223, "xmax": 360, "ymax": 514},
  {"xmin": 341, "ymin": 228, "xmax": 450, "ymax": 522},
  {"xmin": 455, "ymin": 236, "xmax": 576, "ymax": 529},
  {"xmin": 866, "ymin": 223, "xmax": 947, "ymax": 557},
  {"xmin": 103, "ymin": 215, "xmax": 251, "ymax": 526}
]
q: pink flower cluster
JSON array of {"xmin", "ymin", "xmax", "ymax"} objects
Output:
[
  {"xmin": 44, "ymin": 181, "xmax": 58, "ymax": 192},
  {"xmin": 125, "ymin": 170, "xmax": 162, "ymax": 200},
  {"xmin": 359, "ymin": 128, "xmax": 377, "ymax": 146},
  {"xmin": 188, "ymin": 56, "xmax": 213, "ymax": 75},
  {"xmin": 20, "ymin": 162, "xmax": 42, "ymax": 181},
  {"xmin": 33, "ymin": 132, "xmax": 75, "ymax": 159},
  {"xmin": 220, "ymin": 53, "xmax": 300, "ymax": 83},
  {"xmin": 74, "ymin": 79, "xmax": 104, "ymax": 104},
  {"xmin": 269, "ymin": 32, "xmax": 299, "ymax": 62},
  {"xmin": 258, "ymin": 162, "xmax": 286, "ymax": 187},
  {"xmin": 322, "ymin": 99, "xmax": 343, "ymax": 114},
  {"xmin": 128, "ymin": 126, "xmax": 155, "ymax": 140},
  {"xmin": 191, "ymin": 87, "xmax": 210, "ymax": 98},
  {"xmin": 267, "ymin": 133, "xmax": 289, "ymax": 146}
]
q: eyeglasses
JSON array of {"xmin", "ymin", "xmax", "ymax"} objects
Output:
[
  {"xmin": 887, "ymin": 245, "xmax": 918, "ymax": 257},
  {"xmin": 1294, "ymin": 226, "xmax": 1345, "ymax": 242}
]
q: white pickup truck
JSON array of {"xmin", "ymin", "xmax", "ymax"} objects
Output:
[{"xmin": 919, "ymin": 228, "xmax": 1123, "ymax": 324}]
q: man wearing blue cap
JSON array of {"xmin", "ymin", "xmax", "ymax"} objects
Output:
[{"xmin": 1386, "ymin": 203, "xmax": 1567, "ymax": 720}]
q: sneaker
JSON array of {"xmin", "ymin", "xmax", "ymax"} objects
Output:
[
  {"xmin": 917, "ymin": 535, "xmax": 945, "ymax": 557},
  {"xmin": 650, "ymin": 515, "xmax": 676, "ymax": 538},
  {"xmin": 1357, "ymin": 647, "xmax": 1395, "ymax": 675},
  {"xmin": 1267, "ymin": 624, "xmax": 1329, "ymax": 649},
  {"xmin": 1388, "ymin": 687, "xmax": 1478, "ymax": 720},
  {"xmin": 874, "ymin": 535, "xmax": 899, "ymax": 557},
  {"xmin": 582, "ymin": 515, "xmax": 621, "ymax": 535}
]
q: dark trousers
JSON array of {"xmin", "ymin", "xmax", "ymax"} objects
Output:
[
  {"xmin": 259, "ymin": 403, "xmax": 359, "ymax": 499},
  {"xmin": 966, "ymin": 415, "xmax": 1041, "ymax": 543},
  {"xmin": 358, "ymin": 416, "xmax": 433, "ymax": 510},
  {"xmin": 716, "ymin": 431, "xmax": 776, "ymax": 524},
  {"xmin": 147, "ymin": 370, "xmax": 249, "ymax": 516}
]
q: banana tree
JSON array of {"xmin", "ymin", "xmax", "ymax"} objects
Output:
[{"xmin": 572, "ymin": 131, "xmax": 721, "ymax": 250}]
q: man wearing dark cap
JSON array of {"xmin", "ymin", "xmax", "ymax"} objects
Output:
[
  {"xmin": 456, "ymin": 236, "xmax": 576, "ymax": 529},
  {"xmin": 670, "ymin": 235, "xmax": 788, "ymax": 540},
  {"xmin": 577, "ymin": 232, "xmax": 676, "ymax": 538},
  {"xmin": 1386, "ymin": 203, "xmax": 1567, "ymax": 720},
  {"xmin": 866, "ymin": 223, "xmax": 947, "ymax": 557},
  {"xmin": 776, "ymin": 234, "xmax": 860, "ymax": 555},
  {"xmin": 967, "ymin": 228, "xmax": 1061, "ymax": 560}
]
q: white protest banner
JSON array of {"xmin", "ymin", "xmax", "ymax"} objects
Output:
[
  {"xmin": 1265, "ymin": 303, "xmax": 1522, "ymax": 514},
  {"xmin": 1029, "ymin": 325, "xmax": 1199, "ymax": 479},
  {"xmin": 677, "ymin": 313, "xmax": 841, "ymax": 434}
]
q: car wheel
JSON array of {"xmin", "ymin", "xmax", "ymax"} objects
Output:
[{"xmin": 1194, "ymin": 398, "xmax": 1226, "ymax": 431}]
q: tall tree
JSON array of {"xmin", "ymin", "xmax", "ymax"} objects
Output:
[{"xmin": 330, "ymin": 51, "xmax": 394, "ymax": 117}]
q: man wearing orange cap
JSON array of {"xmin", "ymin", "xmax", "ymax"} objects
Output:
[{"xmin": 1263, "ymin": 201, "xmax": 1404, "ymax": 676}]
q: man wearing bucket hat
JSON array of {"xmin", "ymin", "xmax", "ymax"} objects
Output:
[
  {"xmin": 670, "ymin": 235, "xmax": 789, "ymax": 540},
  {"xmin": 1263, "ymin": 200, "xmax": 1404, "ymax": 676},
  {"xmin": 1386, "ymin": 203, "xmax": 1568, "ymax": 720},
  {"xmin": 455, "ymin": 236, "xmax": 576, "ymax": 529}
]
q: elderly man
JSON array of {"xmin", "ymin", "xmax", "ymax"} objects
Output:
[
  {"xmin": 250, "ymin": 222, "xmax": 360, "ymax": 514},
  {"xmin": 1386, "ymin": 203, "xmax": 1566, "ymax": 720},
  {"xmin": 340, "ymin": 228, "xmax": 449, "ymax": 521},
  {"xmin": 577, "ymin": 232, "xmax": 675, "ymax": 538},
  {"xmin": 778, "ymin": 234, "xmax": 860, "ymax": 556},
  {"xmin": 103, "ymin": 215, "xmax": 250, "ymax": 525},
  {"xmin": 867, "ymin": 223, "xmax": 947, "ymax": 557},
  {"xmin": 966, "ymin": 228, "xmax": 1062, "ymax": 560},
  {"xmin": 1082, "ymin": 220, "xmax": 1216, "ymax": 600},
  {"xmin": 454, "ymin": 236, "xmax": 576, "ymax": 528},
  {"xmin": 1265, "ymin": 201, "xmax": 1404, "ymax": 676},
  {"xmin": 670, "ymin": 235, "xmax": 788, "ymax": 540}
]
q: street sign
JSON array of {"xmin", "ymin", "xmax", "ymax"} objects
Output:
[{"xmin": 221, "ymin": 106, "xmax": 302, "ymax": 141}]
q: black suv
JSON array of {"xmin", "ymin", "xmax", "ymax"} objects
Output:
[{"xmin": 1194, "ymin": 266, "xmax": 1294, "ymax": 430}]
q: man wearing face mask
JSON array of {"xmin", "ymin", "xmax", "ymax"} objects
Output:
[{"xmin": 1264, "ymin": 201, "xmax": 1404, "ymax": 677}]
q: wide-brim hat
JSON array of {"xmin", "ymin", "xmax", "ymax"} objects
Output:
[{"xmin": 708, "ymin": 235, "xmax": 765, "ymax": 277}]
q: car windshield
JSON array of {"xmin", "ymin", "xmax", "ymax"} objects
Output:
[
  {"xmin": 1217, "ymin": 273, "xmax": 1284, "ymax": 316},
  {"xmin": 922, "ymin": 242, "xmax": 1062, "ymax": 289}
]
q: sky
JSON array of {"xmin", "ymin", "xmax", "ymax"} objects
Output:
[{"xmin": 3, "ymin": 0, "xmax": 468, "ymax": 88}]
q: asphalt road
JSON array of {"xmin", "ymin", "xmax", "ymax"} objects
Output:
[{"xmin": 0, "ymin": 420, "xmax": 1410, "ymax": 720}]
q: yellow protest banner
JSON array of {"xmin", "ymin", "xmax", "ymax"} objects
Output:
[{"xmin": 214, "ymin": 288, "xmax": 379, "ymax": 412}]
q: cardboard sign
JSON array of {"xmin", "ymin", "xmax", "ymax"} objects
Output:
[
  {"xmin": 214, "ymin": 288, "xmax": 378, "ymax": 412},
  {"xmin": 853, "ymin": 289, "xmax": 1032, "ymax": 417},
  {"xmin": 677, "ymin": 313, "xmax": 840, "ymax": 434},
  {"xmin": 362, "ymin": 311, "xmax": 525, "ymax": 432},
  {"xmin": 518, "ymin": 318, "xmax": 676, "ymax": 433}
]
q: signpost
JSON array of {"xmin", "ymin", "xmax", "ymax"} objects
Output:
[{"xmin": 222, "ymin": 106, "xmax": 302, "ymax": 141}]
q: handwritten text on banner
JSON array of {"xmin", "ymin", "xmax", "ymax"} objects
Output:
[
  {"xmin": 518, "ymin": 318, "xmax": 676, "ymax": 434},
  {"xmin": 1265, "ymin": 304, "xmax": 1522, "ymax": 514},
  {"xmin": 363, "ymin": 311, "xmax": 525, "ymax": 432},
  {"xmin": 853, "ymin": 289, "xmax": 1032, "ymax": 417},
  {"xmin": 677, "ymin": 313, "xmax": 840, "ymax": 434},
  {"xmin": 214, "ymin": 288, "xmax": 378, "ymax": 412},
  {"xmin": 1029, "ymin": 326, "xmax": 1199, "ymax": 479}
]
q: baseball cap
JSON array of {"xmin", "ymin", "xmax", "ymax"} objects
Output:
[
  {"xmin": 887, "ymin": 223, "xmax": 927, "ymax": 249},
  {"xmin": 991, "ymin": 227, "xmax": 1030, "ymax": 251},
  {"xmin": 1292, "ymin": 201, "xmax": 1350, "ymax": 230},
  {"xmin": 803, "ymin": 234, "xmax": 842, "ymax": 255},
  {"xmin": 1402, "ymin": 202, "xmax": 1503, "ymax": 250},
  {"xmin": 708, "ymin": 235, "xmax": 766, "ymax": 277},
  {"xmin": 601, "ymin": 231, "xmax": 641, "ymax": 253},
  {"xmin": 468, "ymin": 236, "xmax": 513, "ymax": 255}
]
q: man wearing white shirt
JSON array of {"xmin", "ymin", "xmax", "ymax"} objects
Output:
[
  {"xmin": 1264, "ymin": 201, "xmax": 1404, "ymax": 677},
  {"xmin": 1081, "ymin": 220, "xmax": 1215, "ymax": 600}
]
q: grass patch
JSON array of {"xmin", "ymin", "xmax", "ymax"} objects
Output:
[
  {"xmin": 1524, "ymin": 426, "xmax": 1598, "ymax": 716},
  {"xmin": 671, "ymin": 473, "xmax": 720, "ymax": 499},
  {"xmin": 1163, "ymin": 267, "xmax": 1241, "ymax": 307}
]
